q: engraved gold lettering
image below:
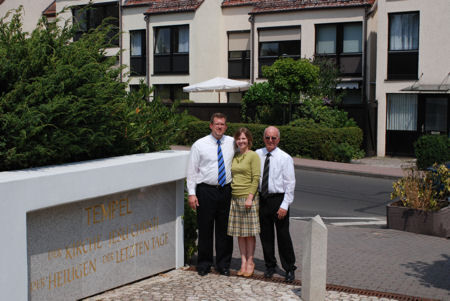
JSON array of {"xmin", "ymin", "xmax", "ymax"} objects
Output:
[
  {"xmin": 30, "ymin": 277, "xmax": 46, "ymax": 292},
  {"xmin": 93, "ymin": 204, "xmax": 102, "ymax": 224},
  {"xmin": 126, "ymin": 198, "xmax": 132, "ymax": 214},
  {"xmin": 85, "ymin": 207, "xmax": 92, "ymax": 225},
  {"xmin": 85, "ymin": 199, "xmax": 132, "ymax": 225},
  {"xmin": 48, "ymin": 259, "xmax": 96, "ymax": 290}
]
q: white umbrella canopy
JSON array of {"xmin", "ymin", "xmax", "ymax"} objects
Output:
[{"xmin": 183, "ymin": 77, "xmax": 251, "ymax": 103}]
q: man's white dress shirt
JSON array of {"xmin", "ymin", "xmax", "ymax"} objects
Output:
[
  {"xmin": 256, "ymin": 147, "xmax": 296, "ymax": 210},
  {"xmin": 187, "ymin": 134, "xmax": 235, "ymax": 195}
]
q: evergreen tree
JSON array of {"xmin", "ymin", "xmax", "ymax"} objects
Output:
[{"xmin": 0, "ymin": 8, "xmax": 181, "ymax": 171}]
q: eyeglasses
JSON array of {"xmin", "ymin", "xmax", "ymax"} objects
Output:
[{"xmin": 264, "ymin": 136, "xmax": 278, "ymax": 141}]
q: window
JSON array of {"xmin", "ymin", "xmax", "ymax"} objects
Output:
[
  {"xmin": 130, "ymin": 30, "xmax": 146, "ymax": 76},
  {"xmin": 154, "ymin": 84, "xmax": 189, "ymax": 103},
  {"xmin": 387, "ymin": 94, "xmax": 418, "ymax": 131},
  {"xmin": 228, "ymin": 32, "xmax": 250, "ymax": 79},
  {"xmin": 388, "ymin": 12, "xmax": 419, "ymax": 80},
  {"xmin": 154, "ymin": 25, "xmax": 189, "ymax": 74},
  {"xmin": 72, "ymin": 2, "xmax": 119, "ymax": 46},
  {"xmin": 424, "ymin": 97, "xmax": 448, "ymax": 133},
  {"xmin": 258, "ymin": 27, "xmax": 301, "ymax": 77},
  {"xmin": 315, "ymin": 22, "xmax": 362, "ymax": 76}
]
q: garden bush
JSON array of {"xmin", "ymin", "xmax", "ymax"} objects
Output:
[
  {"xmin": 182, "ymin": 121, "xmax": 363, "ymax": 162},
  {"xmin": 292, "ymin": 96, "xmax": 357, "ymax": 128},
  {"xmin": 241, "ymin": 82, "xmax": 288, "ymax": 124},
  {"xmin": 183, "ymin": 191, "xmax": 198, "ymax": 263},
  {"xmin": 320, "ymin": 142, "xmax": 365, "ymax": 163},
  {"xmin": 414, "ymin": 135, "xmax": 450, "ymax": 170}
]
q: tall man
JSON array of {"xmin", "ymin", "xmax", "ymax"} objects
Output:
[
  {"xmin": 256, "ymin": 126, "xmax": 297, "ymax": 282},
  {"xmin": 187, "ymin": 113, "xmax": 234, "ymax": 276}
]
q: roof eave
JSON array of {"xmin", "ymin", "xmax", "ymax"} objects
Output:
[
  {"xmin": 144, "ymin": 8, "xmax": 197, "ymax": 16},
  {"xmin": 250, "ymin": 3, "xmax": 372, "ymax": 15}
]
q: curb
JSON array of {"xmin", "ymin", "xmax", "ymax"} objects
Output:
[{"xmin": 294, "ymin": 164, "xmax": 403, "ymax": 180}]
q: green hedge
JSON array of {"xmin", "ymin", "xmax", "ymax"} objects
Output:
[
  {"xmin": 414, "ymin": 135, "xmax": 450, "ymax": 170},
  {"xmin": 183, "ymin": 121, "xmax": 363, "ymax": 160}
]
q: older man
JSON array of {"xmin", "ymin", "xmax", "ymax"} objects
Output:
[
  {"xmin": 256, "ymin": 126, "xmax": 297, "ymax": 282},
  {"xmin": 186, "ymin": 113, "xmax": 234, "ymax": 276}
]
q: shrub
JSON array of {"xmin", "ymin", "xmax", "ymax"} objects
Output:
[
  {"xmin": 183, "ymin": 191, "xmax": 198, "ymax": 263},
  {"xmin": 293, "ymin": 96, "xmax": 357, "ymax": 128},
  {"xmin": 182, "ymin": 121, "xmax": 363, "ymax": 160},
  {"xmin": 391, "ymin": 164, "xmax": 449, "ymax": 211},
  {"xmin": 321, "ymin": 142, "xmax": 365, "ymax": 163},
  {"xmin": 125, "ymin": 85, "xmax": 184, "ymax": 153},
  {"xmin": 241, "ymin": 82, "xmax": 288, "ymax": 124},
  {"xmin": 414, "ymin": 135, "xmax": 450, "ymax": 170}
]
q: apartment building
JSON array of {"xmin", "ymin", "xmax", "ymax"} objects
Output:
[
  {"xmin": 2, "ymin": 0, "xmax": 449, "ymax": 157},
  {"xmin": 0, "ymin": 0, "xmax": 55, "ymax": 32},
  {"xmin": 370, "ymin": 0, "xmax": 450, "ymax": 156}
]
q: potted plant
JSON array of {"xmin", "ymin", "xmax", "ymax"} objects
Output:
[{"xmin": 387, "ymin": 163, "xmax": 449, "ymax": 238}]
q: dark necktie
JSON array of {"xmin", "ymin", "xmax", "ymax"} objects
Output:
[
  {"xmin": 261, "ymin": 152, "xmax": 271, "ymax": 195},
  {"xmin": 217, "ymin": 139, "xmax": 226, "ymax": 187}
]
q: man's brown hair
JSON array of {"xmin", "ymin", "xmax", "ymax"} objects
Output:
[{"xmin": 210, "ymin": 112, "xmax": 227, "ymax": 124}]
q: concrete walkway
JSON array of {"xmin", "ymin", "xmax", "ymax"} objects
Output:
[{"xmin": 82, "ymin": 148, "xmax": 449, "ymax": 301}]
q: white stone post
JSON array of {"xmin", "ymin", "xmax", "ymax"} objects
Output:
[{"xmin": 301, "ymin": 215, "xmax": 328, "ymax": 301}]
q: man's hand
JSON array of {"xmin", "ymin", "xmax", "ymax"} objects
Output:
[
  {"xmin": 188, "ymin": 195, "xmax": 199, "ymax": 210},
  {"xmin": 277, "ymin": 208, "xmax": 287, "ymax": 219}
]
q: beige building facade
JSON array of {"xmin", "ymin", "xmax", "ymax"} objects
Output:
[
  {"xmin": 372, "ymin": 0, "xmax": 450, "ymax": 156},
  {"xmin": 2, "ymin": 0, "xmax": 449, "ymax": 157}
]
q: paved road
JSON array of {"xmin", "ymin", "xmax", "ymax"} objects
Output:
[{"xmin": 290, "ymin": 169, "xmax": 394, "ymax": 227}]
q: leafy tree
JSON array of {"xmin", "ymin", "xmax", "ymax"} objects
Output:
[
  {"xmin": 262, "ymin": 57, "xmax": 320, "ymax": 103},
  {"xmin": 312, "ymin": 56, "xmax": 342, "ymax": 104},
  {"xmin": 0, "ymin": 8, "xmax": 181, "ymax": 171},
  {"xmin": 240, "ymin": 82, "xmax": 288, "ymax": 124}
]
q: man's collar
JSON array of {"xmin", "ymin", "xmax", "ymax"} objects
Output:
[
  {"xmin": 210, "ymin": 134, "xmax": 224, "ymax": 142},
  {"xmin": 263, "ymin": 147, "xmax": 278, "ymax": 155}
]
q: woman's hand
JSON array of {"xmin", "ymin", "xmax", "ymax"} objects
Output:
[{"xmin": 245, "ymin": 194, "xmax": 254, "ymax": 209}]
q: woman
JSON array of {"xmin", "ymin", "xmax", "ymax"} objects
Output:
[{"xmin": 227, "ymin": 127, "xmax": 261, "ymax": 277}]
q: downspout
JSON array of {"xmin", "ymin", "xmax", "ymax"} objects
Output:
[
  {"xmin": 145, "ymin": 14, "xmax": 150, "ymax": 88},
  {"xmin": 362, "ymin": 6, "xmax": 368, "ymax": 105},
  {"xmin": 119, "ymin": 0, "xmax": 123, "ymax": 82},
  {"xmin": 248, "ymin": 14, "xmax": 255, "ymax": 84}
]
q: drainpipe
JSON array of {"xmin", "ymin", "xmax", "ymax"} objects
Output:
[
  {"xmin": 362, "ymin": 7, "xmax": 368, "ymax": 104},
  {"xmin": 248, "ymin": 14, "xmax": 255, "ymax": 84},
  {"xmin": 119, "ymin": 0, "xmax": 123, "ymax": 82},
  {"xmin": 145, "ymin": 14, "xmax": 150, "ymax": 88}
]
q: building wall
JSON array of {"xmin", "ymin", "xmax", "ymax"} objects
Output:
[
  {"xmin": 0, "ymin": 0, "xmax": 54, "ymax": 33},
  {"xmin": 56, "ymin": 0, "xmax": 120, "ymax": 57},
  {"xmin": 375, "ymin": 0, "xmax": 450, "ymax": 156},
  {"xmin": 252, "ymin": 7, "xmax": 366, "ymax": 64},
  {"xmin": 122, "ymin": 5, "xmax": 148, "ymax": 86}
]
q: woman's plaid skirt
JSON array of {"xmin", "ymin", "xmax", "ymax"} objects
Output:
[{"xmin": 227, "ymin": 195, "xmax": 260, "ymax": 237}]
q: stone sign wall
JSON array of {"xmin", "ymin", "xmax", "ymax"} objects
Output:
[
  {"xmin": 27, "ymin": 183, "xmax": 176, "ymax": 300},
  {"xmin": 0, "ymin": 151, "xmax": 189, "ymax": 301}
]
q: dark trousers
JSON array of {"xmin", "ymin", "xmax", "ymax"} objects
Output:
[
  {"xmin": 259, "ymin": 193, "xmax": 296, "ymax": 272},
  {"xmin": 196, "ymin": 183, "xmax": 233, "ymax": 272}
]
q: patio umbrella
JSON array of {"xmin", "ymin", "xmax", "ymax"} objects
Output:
[{"xmin": 183, "ymin": 77, "xmax": 251, "ymax": 103}]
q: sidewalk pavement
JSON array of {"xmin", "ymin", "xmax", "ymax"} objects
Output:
[
  {"xmin": 82, "ymin": 147, "xmax": 448, "ymax": 301},
  {"xmin": 170, "ymin": 144, "xmax": 412, "ymax": 179}
]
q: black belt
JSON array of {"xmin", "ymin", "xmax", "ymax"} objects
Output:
[
  {"xmin": 260, "ymin": 192, "xmax": 284, "ymax": 198},
  {"xmin": 198, "ymin": 182, "xmax": 231, "ymax": 190}
]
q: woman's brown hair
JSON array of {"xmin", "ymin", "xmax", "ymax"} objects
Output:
[{"xmin": 233, "ymin": 127, "xmax": 253, "ymax": 148}]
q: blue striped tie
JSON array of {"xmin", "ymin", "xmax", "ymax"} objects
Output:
[{"xmin": 217, "ymin": 139, "xmax": 226, "ymax": 187}]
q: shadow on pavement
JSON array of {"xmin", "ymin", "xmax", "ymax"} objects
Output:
[{"xmin": 402, "ymin": 254, "xmax": 450, "ymax": 291}]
